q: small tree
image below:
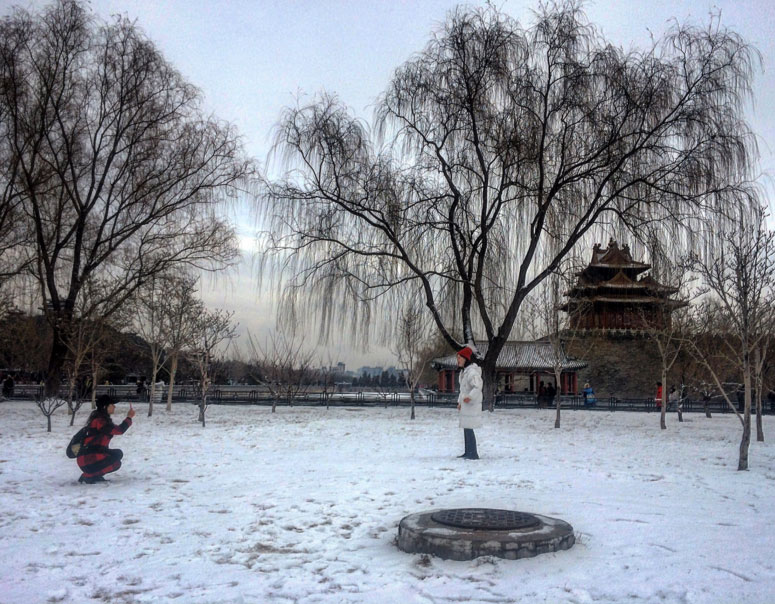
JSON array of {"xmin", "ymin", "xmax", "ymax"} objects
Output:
[
  {"xmin": 685, "ymin": 303, "xmax": 745, "ymax": 418},
  {"xmin": 636, "ymin": 269, "xmax": 690, "ymax": 429},
  {"xmin": 392, "ymin": 303, "xmax": 436, "ymax": 420},
  {"xmin": 247, "ymin": 326, "xmax": 315, "ymax": 413},
  {"xmin": 131, "ymin": 274, "xmax": 184, "ymax": 417},
  {"xmin": 316, "ymin": 353, "xmax": 336, "ymax": 410},
  {"xmin": 525, "ymin": 266, "xmax": 596, "ymax": 428},
  {"xmin": 688, "ymin": 211, "xmax": 775, "ymax": 469},
  {"xmin": 160, "ymin": 274, "xmax": 203, "ymax": 411},
  {"xmin": 37, "ymin": 395, "xmax": 65, "ymax": 433},
  {"xmin": 188, "ymin": 308, "xmax": 237, "ymax": 427}
]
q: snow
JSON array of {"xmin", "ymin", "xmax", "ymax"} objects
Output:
[{"xmin": 1, "ymin": 401, "xmax": 774, "ymax": 603}]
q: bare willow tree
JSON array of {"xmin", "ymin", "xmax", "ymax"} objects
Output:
[
  {"xmin": 189, "ymin": 308, "xmax": 236, "ymax": 427},
  {"xmin": 688, "ymin": 210, "xmax": 775, "ymax": 470},
  {"xmin": 0, "ymin": 0, "xmax": 251, "ymax": 397},
  {"xmin": 260, "ymin": 3, "xmax": 759, "ymax": 401}
]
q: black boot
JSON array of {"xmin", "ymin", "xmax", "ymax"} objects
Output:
[{"xmin": 79, "ymin": 475, "xmax": 106, "ymax": 484}]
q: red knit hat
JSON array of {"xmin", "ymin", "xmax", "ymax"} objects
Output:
[{"xmin": 457, "ymin": 346, "xmax": 473, "ymax": 361}]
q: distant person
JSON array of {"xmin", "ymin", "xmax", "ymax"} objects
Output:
[
  {"xmin": 77, "ymin": 395, "xmax": 135, "ymax": 484},
  {"xmin": 668, "ymin": 385, "xmax": 680, "ymax": 412},
  {"xmin": 582, "ymin": 382, "xmax": 596, "ymax": 407},
  {"xmin": 2, "ymin": 374, "xmax": 14, "ymax": 398},
  {"xmin": 546, "ymin": 382, "xmax": 556, "ymax": 406},
  {"xmin": 456, "ymin": 346, "xmax": 482, "ymax": 460},
  {"xmin": 136, "ymin": 377, "xmax": 147, "ymax": 401},
  {"xmin": 655, "ymin": 381, "xmax": 663, "ymax": 409}
]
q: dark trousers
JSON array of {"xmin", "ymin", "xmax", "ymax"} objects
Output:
[
  {"xmin": 462, "ymin": 429, "xmax": 479, "ymax": 459},
  {"xmin": 80, "ymin": 449, "xmax": 123, "ymax": 478}
]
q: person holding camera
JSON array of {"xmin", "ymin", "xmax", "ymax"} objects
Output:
[{"xmin": 77, "ymin": 395, "xmax": 135, "ymax": 484}]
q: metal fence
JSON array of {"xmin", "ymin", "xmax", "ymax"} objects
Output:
[{"xmin": 3, "ymin": 383, "xmax": 773, "ymax": 414}]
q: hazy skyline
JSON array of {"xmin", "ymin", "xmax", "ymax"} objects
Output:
[{"xmin": 5, "ymin": 0, "xmax": 775, "ymax": 366}]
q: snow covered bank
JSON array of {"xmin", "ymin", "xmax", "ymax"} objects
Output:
[{"xmin": 1, "ymin": 402, "xmax": 773, "ymax": 603}]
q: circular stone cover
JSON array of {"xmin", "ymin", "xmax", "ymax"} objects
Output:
[
  {"xmin": 398, "ymin": 508, "xmax": 575, "ymax": 561},
  {"xmin": 431, "ymin": 508, "xmax": 541, "ymax": 531}
]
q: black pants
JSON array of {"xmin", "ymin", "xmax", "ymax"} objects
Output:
[
  {"xmin": 80, "ymin": 449, "xmax": 123, "ymax": 477},
  {"xmin": 462, "ymin": 429, "xmax": 479, "ymax": 459}
]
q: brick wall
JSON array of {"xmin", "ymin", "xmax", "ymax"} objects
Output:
[{"xmin": 566, "ymin": 332, "xmax": 680, "ymax": 399}]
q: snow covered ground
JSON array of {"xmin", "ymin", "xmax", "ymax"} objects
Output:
[{"xmin": 1, "ymin": 401, "xmax": 774, "ymax": 603}]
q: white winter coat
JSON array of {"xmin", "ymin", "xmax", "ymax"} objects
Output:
[{"xmin": 458, "ymin": 363, "xmax": 483, "ymax": 429}]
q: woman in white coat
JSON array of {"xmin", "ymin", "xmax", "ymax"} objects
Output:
[{"xmin": 456, "ymin": 346, "xmax": 482, "ymax": 460}]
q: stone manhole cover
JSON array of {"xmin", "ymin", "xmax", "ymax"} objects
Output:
[
  {"xmin": 398, "ymin": 509, "xmax": 575, "ymax": 560},
  {"xmin": 431, "ymin": 508, "xmax": 541, "ymax": 531}
]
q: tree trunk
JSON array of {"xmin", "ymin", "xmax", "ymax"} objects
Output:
[
  {"xmin": 47, "ymin": 413, "xmax": 52, "ymax": 433},
  {"xmin": 148, "ymin": 357, "xmax": 160, "ymax": 418},
  {"xmin": 67, "ymin": 379, "xmax": 77, "ymax": 426},
  {"xmin": 704, "ymin": 399, "xmax": 712, "ymax": 419},
  {"xmin": 738, "ymin": 365, "xmax": 752, "ymax": 471},
  {"xmin": 166, "ymin": 354, "xmax": 178, "ymax": 411},
  {"xmin": 69, "ymin": 400, "xmax": 83, "ymax": 426},
  {"xmin": 91, "ymin": 366, "xmax": 98, "ymax": 410},
  {"xmin": 410, "ymin": 390, "xmax": 416, "ymax": 420},
  {"xmin": 45, "ymin": 328, "xmax": 70, "ymax": 398},
  {"xmin": 660, "ymin": 370, "xmax": 667, "ymax": 430},
  {"xmin": 756, "ymin": 396, "xmax": 764, "ymax": 442},
  {"xmin": 554, "ymin": 368, "xmax": 562, "ymax": 429},
  {"xmin": 480, "ymin": 360, "xmax": 497, "ymax": 416},
  {"xmin": 738, "ymin": 410, "xmax": 751, "ymax": 471},
  {"xmin": 755, "ymin": 346, "xmax": 764, "ymax": 442}
]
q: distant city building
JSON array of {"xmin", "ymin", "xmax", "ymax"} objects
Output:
[{"xmin": 358, "ymin": 366, "xmax": 384, "ymax": 378}]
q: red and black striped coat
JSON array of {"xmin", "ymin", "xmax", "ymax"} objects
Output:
[{"xmin": 77, "ymin": 413, "xmax": 132, "ymax": 478}]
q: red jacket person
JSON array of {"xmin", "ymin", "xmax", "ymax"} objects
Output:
[{"xmin": 77, "ymin": 395, "xmax": 135, "ymax": 484}]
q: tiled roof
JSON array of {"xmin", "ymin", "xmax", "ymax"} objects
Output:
[
  {"xmin": 603, "ymin": 270, "xmax": 638, "ymax": 287},
  {"xmin": 432, "ymin": 340, "xmax": 588, "ymax": 371},
  {"xmin": 590, "ymin": 240, "xmax": 650, "ymax": 270}
]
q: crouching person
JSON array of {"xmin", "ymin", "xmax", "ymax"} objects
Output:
[{"xmin": 77, "ymin": 395, "xmax": 135, "ymax": 484}]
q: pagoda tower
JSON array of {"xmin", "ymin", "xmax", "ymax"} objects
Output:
[{"xmin": 559, "ymin": 239, "xmax": 686, "ymax": 331}]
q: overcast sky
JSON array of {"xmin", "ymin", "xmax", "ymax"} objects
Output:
[{"xmin": 5, "ymin": 0, "xmax": 775, "ymax": 367}]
